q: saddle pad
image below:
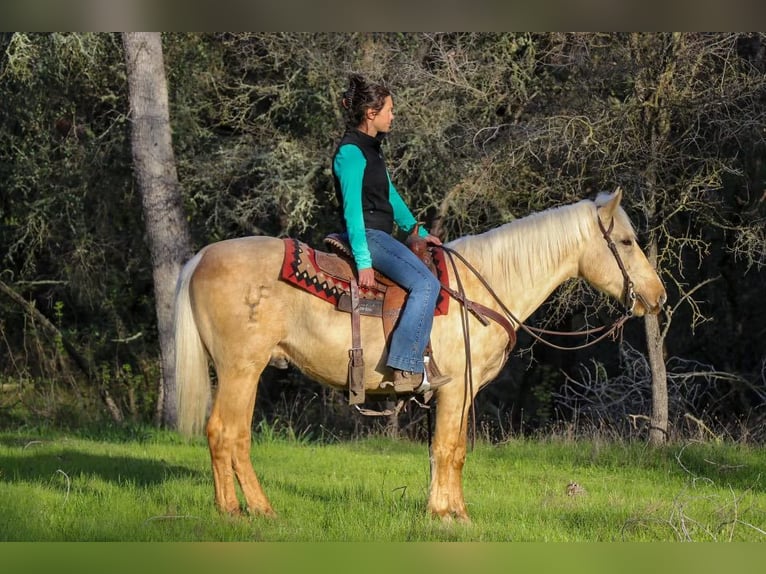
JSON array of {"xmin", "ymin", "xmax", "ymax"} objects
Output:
[{"xmin": 279, "ymin": 238, "xmax": 450, "ymax": 315}]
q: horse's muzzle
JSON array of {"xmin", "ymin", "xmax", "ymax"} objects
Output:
[{"xmin": 636, "ymin": 290, "xmax": 667, "ymax": 316}]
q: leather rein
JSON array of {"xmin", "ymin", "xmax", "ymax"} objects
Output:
[{"xmin": 437, "ymin": 214, "xmax": 638, "ymax": 354}]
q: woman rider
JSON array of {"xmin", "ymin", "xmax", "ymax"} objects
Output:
[{"xmin": 332, "ymin": 73, "xmax": 452, "ymax": 394}]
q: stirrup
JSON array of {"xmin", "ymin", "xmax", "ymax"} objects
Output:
[{"xmin": 414, "ymin": 373, "xmax": 452, "ymax": 393}]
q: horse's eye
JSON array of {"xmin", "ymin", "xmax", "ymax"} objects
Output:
[{"xmin": 621, "ymin": 239, "xmax": 633, "ymax": 247}]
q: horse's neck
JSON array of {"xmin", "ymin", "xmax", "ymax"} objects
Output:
[{"xmin": 452, "ymin": 203, "xmax": 591, "ymax": 323}]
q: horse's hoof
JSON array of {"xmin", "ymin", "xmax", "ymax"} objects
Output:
[
  {"xmin": 220, "ymin": 505, "xmax": 242, "ymax": 517},
  {"xmin": 429, "ymin": 506, "xmax": 471, "ymax": 523},
  {"xmin": 247, "ymin": 506, "xmax": 277, "ymax": 519}
]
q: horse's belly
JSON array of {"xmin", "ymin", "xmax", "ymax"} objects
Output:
[{"xmin": 277, "ymin": 293, "xmax": 389, "ymax": 387}]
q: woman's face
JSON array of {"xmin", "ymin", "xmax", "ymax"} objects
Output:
[{"xmin": 368, "ymin": 96, "xmax": 394, "ymax": 134}]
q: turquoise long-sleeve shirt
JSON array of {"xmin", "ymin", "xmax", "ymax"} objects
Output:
[{"xmin": 333, "ymin": 142, "xmax": 427, "ymax": 270}]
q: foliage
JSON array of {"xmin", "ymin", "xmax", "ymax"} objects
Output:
[
  {"xmin": 0, "ymin": 32, "xmax": 764, "ymax": 436},
  {"xmin": 0, "ymin": 33, "xmax": 159, "ymax": 424}
]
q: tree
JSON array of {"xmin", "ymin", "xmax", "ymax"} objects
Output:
[
  {"xmin": 123, "ymin": 32, "xmax": 192, "ymax": 427},
  {"xmin": 624, "ymin": 33, "xmax": 766, "ymax": 443}
]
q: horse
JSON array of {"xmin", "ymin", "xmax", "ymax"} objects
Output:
[{"xmin": 173, "ymin": 188, "xmax": 666, "ymax": 521}]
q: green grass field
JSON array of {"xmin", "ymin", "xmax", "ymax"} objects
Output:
[{"xmin": 1, "ymin": 426, "xmax": 765, "ymax": 541}]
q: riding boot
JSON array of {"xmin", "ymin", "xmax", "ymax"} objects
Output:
[
  {"xmin": 390, "ymin": 369, "xmax": 421, "ymax": 392},
  {"xmin": 391, "ymin": 369, "xmax": 452, "ymax": 394}
]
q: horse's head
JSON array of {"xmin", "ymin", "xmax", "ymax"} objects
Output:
[{"xmin": 579, "ymin": 188, "xmax": 667, "ymax": 316}]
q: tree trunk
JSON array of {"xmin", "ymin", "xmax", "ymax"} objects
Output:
[
  {"xmin": 123, "ymin": 32, "xmax": 192, "ymax": 429},
  {"xmin": 644, "ymin": 239, "xmax": 669, "ymax": 445},
  {"xmin": 629, "ymin": 33, "xmax": 675, "ymax": 445}
]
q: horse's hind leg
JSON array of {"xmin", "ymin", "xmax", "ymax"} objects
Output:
[{"xmin": 207, "ymin": 363, "xmax": 275, "ymax": 517}]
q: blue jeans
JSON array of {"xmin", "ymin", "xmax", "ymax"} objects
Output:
[{"xmin": 365, "ymin": 229, "xmax": 441, "ymax": 373}]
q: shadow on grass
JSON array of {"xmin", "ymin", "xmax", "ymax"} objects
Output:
[
  {"xmin": 670, "ymin": 443, "xmax": 766, "ymax": 493},
  {"xmin": 0, "ymin": 435, "xmax": 206, "ymax": 541},
  {"xmin": 0, "ymin": 447, "xmax": 200, "ymax": 487}
]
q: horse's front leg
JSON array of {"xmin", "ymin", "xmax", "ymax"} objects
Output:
[{"xmin": 427, "ymin": 391, "xmax": 471, "ymax": 522}]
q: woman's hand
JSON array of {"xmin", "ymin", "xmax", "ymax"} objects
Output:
[
  {"xmin": 424, "ymin": 234, "xmax": 443, "ymax": 246},
  {"xmin": 357, "ymin": 267, "xmax": 375, "ymax": 288}
]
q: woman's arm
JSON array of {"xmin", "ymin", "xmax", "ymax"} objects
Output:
[
  {"xmin": 334, "ymin": 144, "xmax": 373, "ymax": 270},
  {"xmin": 388, "ymin": 177, "xmax": 428, "ymax": 238}
]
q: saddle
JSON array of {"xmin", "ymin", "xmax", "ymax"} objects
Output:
[
  {"xmin": 320, "ymin": 231, "xmax": 444, "ymax": 329},
  {"xmin": 280, "ymin": 228, "xmax": 449, "ymax": 405}
]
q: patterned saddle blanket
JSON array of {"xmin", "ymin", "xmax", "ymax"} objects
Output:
[{"xmin": 279, "ymin": 236, "xmax": 450, "ymax": 317}]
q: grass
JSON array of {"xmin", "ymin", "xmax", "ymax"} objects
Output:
[{"xmin": 1, "ymin": 426, "xmax": 765, "ymax": 541}]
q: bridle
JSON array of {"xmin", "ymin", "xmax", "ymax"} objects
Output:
[{"xmin": 597, "ymin": 215, "xmax": 637, "ymax": 317}]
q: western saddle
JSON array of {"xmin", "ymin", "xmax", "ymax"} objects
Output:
[{"xmin": 316, "ymin": 227, "xmax": 444, "ymax": 405}]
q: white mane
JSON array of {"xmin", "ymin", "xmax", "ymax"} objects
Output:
[{"xmin": 449, "ymin": 197, "xmax": 633, "ymax": 289}]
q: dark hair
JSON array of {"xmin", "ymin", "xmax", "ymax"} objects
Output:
[{"xmin": 340, "ymin": 73, "xmax": 391, "ymax": 129}]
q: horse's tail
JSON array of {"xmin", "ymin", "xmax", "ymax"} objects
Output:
[{"xmin": 174, "ymin": 249, "xmax": 211, "ymax": 437}]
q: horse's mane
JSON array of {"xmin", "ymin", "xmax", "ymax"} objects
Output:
[{"xmin": 449, "ymin": 194, "xmax": 634, "ymax": 289}]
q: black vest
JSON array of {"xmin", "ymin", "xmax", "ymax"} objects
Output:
[{"xmin": 332, "ymin": 129, "xmax": 394, "ymax": 233}]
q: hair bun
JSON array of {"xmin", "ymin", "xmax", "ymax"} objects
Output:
[
  {"xmin": 344, "ymin": 73, "xmax": 366, "ymax": 109},
  {"xmin": 339, "ymin": 73, "xmax": 389, "ymax": 129}
]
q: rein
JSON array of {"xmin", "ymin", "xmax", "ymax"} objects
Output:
[{"xmin": 436, "ymin": 214, "xmax": 638, "ymax": 354}]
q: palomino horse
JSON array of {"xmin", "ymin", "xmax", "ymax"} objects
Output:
[{"xmin": 174, "ymin": 188, "xmax": 666, "ymax": 521}]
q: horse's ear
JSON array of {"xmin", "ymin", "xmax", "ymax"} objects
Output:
[{"xmin": 600, "ymin": 186, "xmax": 623, "ymax": 219}]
